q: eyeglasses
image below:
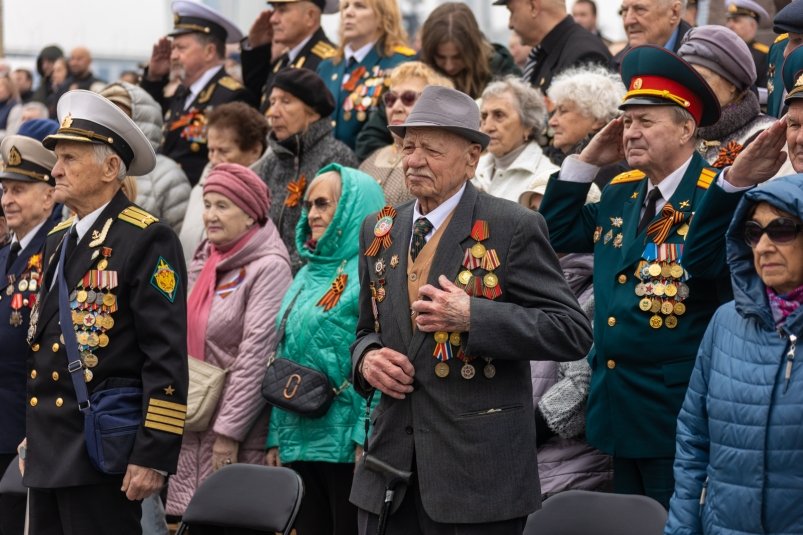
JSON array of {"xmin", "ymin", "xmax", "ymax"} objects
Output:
[
  {"xmin": 743, "ymin": 217, "xmax": 803, "ymax": 247},
  {"xmin": 383, "ymin": 90, "xmax": 419, "ymax": 108},
  {"xmin": 303, "ymin": 197, "xmax": 334, "ymax": 212}
]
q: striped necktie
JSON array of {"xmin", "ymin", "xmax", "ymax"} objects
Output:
[
  {"xmin": 522, "ymin": 46, "xmax": 542, "ymax": 84},
  {"xmin": 410, "ymin": 217, "xmax": 433, "ymax": 261}
]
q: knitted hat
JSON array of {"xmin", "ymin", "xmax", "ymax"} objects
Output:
[
  {"xmin": 204, "ymin": 163, "xmax": 271, "ymax": 224},
  {"xmin": 677, "ymin": 25, "xmax": 756, "ymax": 91},
  {"xmin": 270, "ymin": 68, "xmax": 335, "ymax": 117}
]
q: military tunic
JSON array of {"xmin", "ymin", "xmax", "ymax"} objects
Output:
[
  {"xmin": 24, "ymin": 190, "xmax": 188, "ymax": 488},
  {"xmin": 539, "ymin": 153, "xmax": 742, "ymax": 458},
  {"xmin": 141, "ymin": 66, "xmax": 256, "ymax": 186},
  {"xmin": 750, "ymin": 39, "xmax": 770, "ymax": 89},
  {"xmin": 317, "ymin": 44, "xmax": 414, "ymax": 150},
  {"xmin": 767, "ymin": 33, "xmax": 788, "ymax": 118}
]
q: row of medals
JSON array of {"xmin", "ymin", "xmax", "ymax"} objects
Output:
[
  {"xmin": 5, "ymin": 272, "xmax": 39, "ymax": 326},
  {"xmin": 342, "ymin": 68, "xmax": 386, "ymax": 122},
  {"xmin": 635, "ymin": 260, "xmax": 689, "ymax": 329},
  {"xmin": 70, "ymin": 284, "xmax": 117, "ymax": 382}
]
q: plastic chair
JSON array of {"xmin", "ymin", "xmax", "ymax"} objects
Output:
[
  {"xmin": 523, "ymin": 490, "xmax": 668, "ymax": 535},
  {"xmin": 0, "ymin": 455, "xmax": 25, "ymax": 496},
  {"xmin": 175, "ymin": 464, "xmax": 304, "ymax": 535}
]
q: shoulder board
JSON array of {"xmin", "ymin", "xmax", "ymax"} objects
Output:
[
  {"xmin": 311, "ymin": 41, "xmax": 336, "ymax": 59},
  {"xmin": 218, "ymin": 76, "xmax": 243, "ymax": 92},
  {"xmin": 697, "ymin": 167, "xmax": 717, "ymax": 189},
  {"xmin": 118, "ymin": 206, "xmax": 159, "ymax": 229},
  {"xmin": 609, "ymin": 170, "xmax": 646, "ymax": 185},
  {"xmin": 48, "ymin": 216, "xmax": 75, "ymax": 235},
  {"xmin": 753, "ymin": 42, "xmax": 769, "ymax": 54},
  {"xmin": 775, "ymin": 33, "xmax": 789, "ymax": 44},
  {"xmin": 392, "ymin": 45, "xmax": 416, "ymax": 57}
]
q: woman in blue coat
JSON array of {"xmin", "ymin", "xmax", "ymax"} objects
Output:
[
  {"xmin": 317, "ymin": 0, "xmax": 414, "ymax": 150},
  {"xmin": 666, "ymin": 174, "xmax": 803, "ymax": 534}
]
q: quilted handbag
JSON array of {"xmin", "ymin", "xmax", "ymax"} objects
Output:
[{"xmin": 261, "ymin": 354, "xmax": 335, "ymax": 418}]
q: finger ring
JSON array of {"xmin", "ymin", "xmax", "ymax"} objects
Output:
[{"xmin": 224, "ymin": 459, "xmax": 232, "ymax": 464}]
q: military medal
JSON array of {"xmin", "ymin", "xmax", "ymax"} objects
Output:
[
  {"xmin": 28, "ymin": 278, "xmax": 37, "ymax": 293},
  {"xmin": 593, "ymin": 226, "xmax": 602, "ymax": 243},
  {"xmin": 483, "ymin": 358, "xmax": 496, "ymax": 379},
  {"xmin": 665, "ymin": 315, "xmax": 678, "ymax": 329},
  {"xmin": 613, "ymin": 233, "xmax": 623, "ymax": 248},
  {"xmin": 9, "ymin": 293, "xmax": 23, "ymax": 326},
  {"xmin": 84, "ymin": 369, "xmax": 93, "ymax": 382},
  {"xmin": 374, "ymin": 258, "xmax": 386, "ymax": 276},
  {"xmin": 18, "ymin": 279, "xmax": 28, "ymax": 292},
  {"xmin": 390, "ymin": 255, "xmax": 399, "ymax": 269},
  {"xmin": 365, "ymin": 206, "xmax": 397, "ymax": 257},
  {"xmin": 603, "ymin": 230, "xmax": 613, "ymax": 245},
  {"xmin": 649, "ymin": 315, "xmax": 663, "ymax": 329},
  {"xmin": 97, "ymin": 247, "xmax": 112, "ymax": 271},
  {"xmin": 461, "ymin": 362, "xmax": 476, "ymax": 380},
  {"xmin": 83, "ymin": 353, "xmax": 99, "ymax": 368},
  {"xmin": 639, "ymin": 298, "xmax": 652, "ymax": 311},
  {"xmin": 661, "ymin": 301, "xmax": 674, "ymax": 315},
  {"xmin": 610, "ymin": 217, "xmax": 623, "ymax": 228},
  {"xmin": 433, "ymin": 331, "xmax": 453, "ymax": 377},
  {"xmin": 435, "ymin": 361, "xmax": 450, "ymax": 378},
  {"xmin": 375, "ymin": 280, "xmax": 386, "ymax": 303},
  {"xmin": 5, "ymin": 285, "xmax": 13, "ymax": 296}
]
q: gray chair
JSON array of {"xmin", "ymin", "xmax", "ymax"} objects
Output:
[
  {"xmin": 0, "ymin": 455, "xmax": 25, "ymax": 496},
  {"xmin": 523, "ymin": 490, "xmax": 667, "ymax": 535},
  {"xmin": 175, "ymin": 464, "xmax": 303, "ymax": 535}
]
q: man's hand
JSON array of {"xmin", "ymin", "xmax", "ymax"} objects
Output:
[
  {"xmin": 17, "ymin": 438, "xmax": 25, "ymax": 476},
  {"xmin": 147, "ymin": 37, "xmax": 172, "ymax": 80},
  {"xmin": 211, "ymin": 435, "xmax": 239, "ymax": 472},
  {"xmin": 354, "ymin": 444, "xmax": 364, "ymax": 465},
  {"xmin": 247, "ymin": 10, "xmax": 274, "ymax": 48},
  {"xmin": 578, "ymin": 117, "xmax": 625, "ymax": 167},
  {"xmin": 727, "ymin": 118, "xmax": 788, "ymax": 187},
  {"xmin": 121, "ymin": 464, "xmax": 165, "ymax": 501},
  {"xmin": 361, "ymin": 347, "xmax": 415, "ymax": 399},
  {"xmin": 412, "ymin": 275, "xmax": 470, "ymax": 333},
  {"xmin": 265, "ymin": 447, "xmax": 281, "ymax": 467}
]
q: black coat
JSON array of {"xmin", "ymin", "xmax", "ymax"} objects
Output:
[{"xmin": 24, "ymin": 190, "xmax": 188, "ymax": 488}]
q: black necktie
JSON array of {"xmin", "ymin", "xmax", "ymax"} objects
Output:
[
  {"xmin": 410, "ymin": 218, "xmax": 433, "ymax": 261},
  {"xmin": 65, "ymin": 226, "xmax": 78, "ymax": 261},
  {"xmin": 5, "ymin": 241, "xmax": 21, "ymax": 273},
  {"xmin": 637, "ymin": 188, "xmax": 662, "ymax": 235},
  {"xmin": 346, "ymin": 56, "xmax": 357, "ymax": 70}
]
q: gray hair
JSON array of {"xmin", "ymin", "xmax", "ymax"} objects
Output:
[
  {"xmin": 92, "ymin": 144, "xmax": 127, "ymax": 181},
  {"xmin": 547, "ymin": 64, "xmax": 626, "ymax": 123},
  {"xmin": 670, "ymin": 106, "xmax": 696, "ymax": 136},
  {"xmin": 304, "ymin": 170, "xmax": 342, "ymax": 205},
  {"xmin": 480, "ymin": 76, "xmax": 547, "ymax": 138}
]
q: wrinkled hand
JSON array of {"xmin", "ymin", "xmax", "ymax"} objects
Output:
[
  {"xmin": 147, "ymin": 37, "xmax": 172, "ymax": 80},
  {"xmin": 265, "ymin": 447, "xmax": 281, "ymax": 467},
  {"xmin": 361, "ymin": 347, "xmax": 414, "ymax": 400},
  {"xmin": 211, "ymin": 435, "xmax": 239, "ymax": 472},
  {"xmin": 412, "ymin": 275, "xmax": 470, "ymax": 333},
  {"xmin": 121, "ymin": 465, "xmax": 165, "ymax": 501},
  {"xmin": 17, "ymin": 438, "xmax": 25, "ymax": 476},
  {"xmin": 354, "ymin": 444, "xmax": 364, "ymax": 465},
  {"xmin": 727, "ymin": 118, "xmax": 788, "ymax": 187},
  {"xmin": 248, "ymin": 9, "xmax": 274, "ymax": 48},
  {"xmin": 578, "ymin": 117, "xmax": 625, "ymax": 168}
]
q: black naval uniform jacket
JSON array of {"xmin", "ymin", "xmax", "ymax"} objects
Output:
[
  {"xmin": 0, "ymin": 220, "xmax": 54, "ymax": 455},
  {"xmin": 24, "ymin": 190, "xmax": 188, "ymax": 488},
  {"xmin": 141, "ymin": 66, "xmax": 256, "ymax": 187},
  {"xmin": 241, "ymin": 27, "xmax": 336, "ymax": 113}
]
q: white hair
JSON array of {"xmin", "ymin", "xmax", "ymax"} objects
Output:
[
  {"xmin": 91, "ymin": 144, "xmax": 127, "ymax": 181},
  {"xmin": 480, "ymin": 75, "xmax": 548, "ymax": 138},
  {"xmin": 547, "ymin": 64, "xmax": 626, "ymax": 123}
]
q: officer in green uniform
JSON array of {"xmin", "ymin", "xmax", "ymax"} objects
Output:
[
  {"xmin": 22, "ymin": 90, "xmax": 188, "ymax": 534},
  {"xmin": 766, "ymin": 0, "xmax": 803, "ymax": 117},
  {"xmin": 539, "ymin": 45, "xmax": 751, "ymax": 508},
  {"xmin": 141, "ymin": 0, "xmax": 256, "ymax": 186},
  {"xmin": 725, "ymin": 0, "xmax": 771, "ymax": 89}
]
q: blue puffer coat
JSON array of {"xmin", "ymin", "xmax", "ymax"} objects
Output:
[
  {"xmin": 267, "ymin": 164, "xmax": 385, "ymax": 464},
  {"xmin": 666, "ymin": 174, "xmax": 803, "ymax": 534}
]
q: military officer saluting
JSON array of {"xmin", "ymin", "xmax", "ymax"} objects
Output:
[
  {"xmin": 0, "ymin": 135, "xmax": 56, "ymax": 534},
  {"xmin": 142, "ymin": 0, "xmax": 255, "ymax": 186},
  {"xmin": 20, "ymin": 89, "xmax": 188, "ymax": 534},
  {"xmin": 540, "ymin": 45, "xmax": 756, "ymax": 508},
  {"xmin": 725, "ymin": 0, "xmax": 771, "ymax": 89},
  {"xmin": 241, "ymin": 0, "xmax": 339, "ymax": 114}
]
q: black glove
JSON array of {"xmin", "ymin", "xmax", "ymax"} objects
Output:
[{"xmin": 535, "ymin": 407, "xmax": 556, "ymax": 447}]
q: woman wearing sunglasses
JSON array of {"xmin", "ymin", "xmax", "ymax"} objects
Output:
[
  {"xmin": 359, "ymin": 61, "xmax": 453, "ymax": 206},
  {"xmin": 265, "ymin": 163, "xmax": 385, "ymax": 535},
  {"xmin": 667, "ymin": 173, "xmax": 803, "ymax": 534}
]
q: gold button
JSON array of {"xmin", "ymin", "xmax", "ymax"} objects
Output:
[
  {"xmin": 55, "ymin": 397, "xmax": 63, "ymax": 407},
  {"xmin": 52, "ymin": 371, "xmax": 59, "ymax": 381},
  {"xmin": 31, "ymin": 343, "xmax": 40, "ymax": 352},
  {"xmin": 30, "ymin": 370, "xmax": 37, "ymax": 379},
  {"xmin": 51, "ymin": 342, "xmax": 60, "ymax": 352},
  {"xmin": 409, "ymin": 273, "xmax": 418, "ymax": 281},
  {"xmin": 29, "ymin": 397, "xmax": 38, "ymax": 407},
  {"xmin": 607, "ymin": 359, "xmax": 616, "ymax": 369},
  {"xmin": 607, "ymin": 316, "xmax": 616, "ymax": 327},
  {"xmin": 618, "ymin": 274, "xmax": 627, "ymax": 284}
]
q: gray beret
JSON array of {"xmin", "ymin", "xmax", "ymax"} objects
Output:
[{"xmin": 677, "ymin": 25, "xmax": 756, "ymax": 91}]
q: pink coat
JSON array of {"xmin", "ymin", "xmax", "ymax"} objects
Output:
[{"xmin": 166, "ymin": 223, "xmax": 292, "ymax": 515}]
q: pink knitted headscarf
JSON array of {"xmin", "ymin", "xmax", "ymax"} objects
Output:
[{"xmin": 203, "ymin": 163, "xmax": 271, "ymax": 224}]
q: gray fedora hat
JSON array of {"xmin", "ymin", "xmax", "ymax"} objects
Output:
[{"xmin": 388, "ymin": 86, "xmax": 490, "ymax": 149}]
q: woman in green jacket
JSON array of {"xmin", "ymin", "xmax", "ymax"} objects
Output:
[{"xmin": 266, "ymin": 163, "xmax": 385, "ymax": 535}]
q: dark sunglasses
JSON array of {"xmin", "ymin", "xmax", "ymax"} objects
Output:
[
  {"xmin": 743, "ymin": 217, "xmax": 803, "ymax": 247},
  {"xmin": 303, "ymin": 197, "xmax": 333, "ymax": 211},
  {"xmin": 383, "ymin": 90, "xmax": 419, "ymax": 108}
]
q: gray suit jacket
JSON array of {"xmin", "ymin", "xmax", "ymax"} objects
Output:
[{"xmin": 350, "ymin": 183, "xmax": 593, "ymax": 523}]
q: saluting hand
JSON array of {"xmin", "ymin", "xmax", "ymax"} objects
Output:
[
  {"xmin": 412, "ymin": 275, "xmax": 470, "ymax": 334},
  {"xmin": 727, "ymin": 118, "xmax": 788, "ymax": 187},
  {"xmin": 248, "ymin": 10, "xmax": 274, "ymax": 49},
  {"xmin": 578, "ymin": 117, "xmax": 625, "ymax": 168},
  {"xmin": 121, "ymin": 464, "xmax": 165, "ymax": 501},
  {"xmin": 147, "ymin": 37, "xmax": 172, "ymax": 80}
]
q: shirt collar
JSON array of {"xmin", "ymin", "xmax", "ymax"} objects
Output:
[
  {"xmin": 647, "ymin": 154, "xmax": 693, "ymax": 206},
  {"xmin": 411, "ymin": 183, "xmax": 466, "ymax": 240},
  {"xmin": 344, "ymin": 40, "xmax": 377, "ymax": 64},
  {"xmin": 664, "ymin": 25, "xmax": 681, "ymax": 51},
  {"xmin": 14, "ymin": 219, "xmax": 47, "ymax": 251},
  {"xmin": 185, "ymin": 65, "xmax": 223, "ymax": 109},
  {"xmin": 288, "ymin": 33, "xmax": 315, "ymax": 62},
  {"xmin": 72, "ymin": 201, "xmax": 111, "ymax": 242}
]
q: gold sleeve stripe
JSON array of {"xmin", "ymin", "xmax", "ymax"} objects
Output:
[
  {"xmin": 144, "ymin": 420, "xmax": 184, "ymax": 436},
  {"xmin": 149, "ymin": 398, "xmax": 187, "ymax": 412},
  {"xmin": 146, "ymin": 413, "xmax": 186, "ymax": 427},
  {"xmin": 148, "ymin": 406, "xmax": 187, "ymax": 419}
]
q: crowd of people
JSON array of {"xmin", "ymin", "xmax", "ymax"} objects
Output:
[{"xmin": 1, "ymin": 0, "xmax": 803, "ymax": 534}]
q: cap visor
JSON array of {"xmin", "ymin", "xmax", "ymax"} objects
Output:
[
  {"xmin": 388, "ymin": 121, "xmax": 490, "ymax": 150},
  {"xmin": 0, "ymin": 171, "xmax": 41, "ymax": 183},
  {"xmin": 42, "ymin": 133, "xmax": 102, "ymax": 151}
]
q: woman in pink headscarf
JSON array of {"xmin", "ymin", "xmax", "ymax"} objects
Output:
[{"xmin": 166, "ymin": 163, "xmax": 293, "ymax": 516}]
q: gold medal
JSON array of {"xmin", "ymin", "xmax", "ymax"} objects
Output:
[
  {"xmin": 103, "ymin": 293, "xmax": 116, "ymax": 307},
  {"xmin": 98, "ymin": 334, "xmax": 109, "ymax": 348},
  {"xmin": 673, "ymin": 302, "xmax": 686, "ymax": 316},
  {"xmin": 435, "ymin": 361, "xmax": 450, "ymax": 378},
  {"xmin": 664, "ymin": 283, "xmax": 677, "ymax": 297},
  {"xmin": 661, "ymin": 264, "xmax": 672, "ymax": 278},
  {"xmin": 103, "ymin": 315, "xmax": 115, "ymax": 330},
  {"xmin": 650, "ymin": 299, "xmax": 662, "ymax": 314},
  {"xmin": 343, "ymin": 110, "xmax": 352, "ymax": 121},
  {"xmin": 82, "ymin": 313, "xmax": 96, "ymax": 327},
  {"xmin": 77, "ymin": 332, "xmax": 89, "ymax": 345},
  {"xmin": 665, "ymin": 315, "xmax": 678, "ymax": 329},
  {"xmin": 458, "ymin": 270, "xmax": 472, "ymax": 285},
  {"xmin": 461, "ymin": 362, "xmax": 476, "ymax": 379},
  {"xmin": 434, "ymin": 331, "xmax": 449, "ymax": 344},
  {"xmin": 648, "ymin": 263, "xmax": 662, "ymax": 277},
  {"xmin": 87, "ymin": 333, "xmax": 100, "ymax": 347},
  {"xmin": 97, "ymin": 259, "xmax": 108, "ymax": 270},
  {"xmin": 375, "ymin": 287, "xmax": 385, "ymax": 303},
  {"xmin": 390, "ymin": 255, "xmax": 399, "ymax": 269},
  {"xmin": 635, "ymin": 283, "xmax": 647, "ymax": 296},
  {"xmin": 670, "ymin": 264, "xmax": 684, "ymax": 278},
  {"xmin": 639, "ymin": 298, "xmax": 652, "ymax": 311},
  {"xmin": 677, "ymin": 223, "xmax": 689, "ymax": 237},
  {"xmin": 650, "ymin": 315, "xmax": 663, "ymax": 329},
  {"xmin": 77, "ymin": 290, "xmax": 88, "ymax": 303},
  {"xmin": 483, "ymin": 272, "xmax": 498, "ymax": 288},
  {"xmin": 661, "ymin": 301, "xmax": 674, "ymax": 315},
  {"xmin": 6, "ymin": 285, "xmax": 13, "ymax": 296},
  {"xmin": 483, "ymin": 361, "xmax": 496, "ymax": 379},
  {"xmin": 83, "ymin": 353, "xmax": 99, "ymax": 368},
  {"xmin": 357, "ymin": 110, "xmax": 367, "ymax": 122},
  {"xmin": 72, "ymin": 310, "xmax": 83, "ymax": 325},
  {"xmin": 449, "ymin": 332, "xmax": 461, "ymax": 346},
  {"xmin": 84, "ymin": 368, "xmax": 93, "ymax": 382},
  {"xmin": 470, "ymin": 242, "xmax": 486, "ymax": 259},
  {"xmin": 653, "ymin": 283, "xmax": 665, "ymax": 297}
]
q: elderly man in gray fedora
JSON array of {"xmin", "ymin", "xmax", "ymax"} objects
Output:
[{"xmin": 349, "ymin": 85, "xmax": 593, "ymax": 534}]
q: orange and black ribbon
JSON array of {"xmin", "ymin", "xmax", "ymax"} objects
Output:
[
  {"xmin": 647, "ymin": 203, "xmax": 688, "ymax": 245},
  {"xmin": 317, "ymin": 274, "xmax": 348, "ymax": 312},
  {"xmin": 285, "ymin": 175, "xmax": 307, "ymax": 208},
  {"xmin": 342, "ymin": 66, "xmax": 366, "ymax": 92},
  {"xmin": 364, "ymin": 206, "xmax": 397, "ymax": 257},
  {"xmin": 712, "ymin": 140, "xmax": 743, "ymax": 168}
]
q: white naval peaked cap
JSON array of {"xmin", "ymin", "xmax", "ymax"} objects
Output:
[{"xmin": 170, "ymin": 0, "xmax": 244, "ymax": 43}]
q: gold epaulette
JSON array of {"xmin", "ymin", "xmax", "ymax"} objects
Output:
[
  {"xmin": 775, "ymin": 33, "xmax": 789, "ymax": 44},
  {"xmin": 609, "ymin": 170, "xmax": 646, "ymax": 185},
  {"xmin": 697, "ymin": 168, "xmax": 717, "ymax": 189},
  {"xmin": 48, "ymin": 216, "xmax": 75, "ymax": 235},
  {"xmin": 393, "ymin": 45, "xmax": 416, "ymax": 57},
  {"xmin": 118, "ymin": 206, "xmax": 159, "ymax": 228},
  {"xmin": 311, "ymin": 41, "xmax": 336, "ymax": 59},
  {"xmin": 753, "ymin": 41, "xmax": 769, "ymax": 54},
  {"xmin": 218, "ymin": 75, "xmax": 243, "ymax": 92}
]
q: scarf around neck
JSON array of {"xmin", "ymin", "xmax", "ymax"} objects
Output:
[{"xmin": 766, "ymin": 284, "xmax": 803, "ymax": 329}]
